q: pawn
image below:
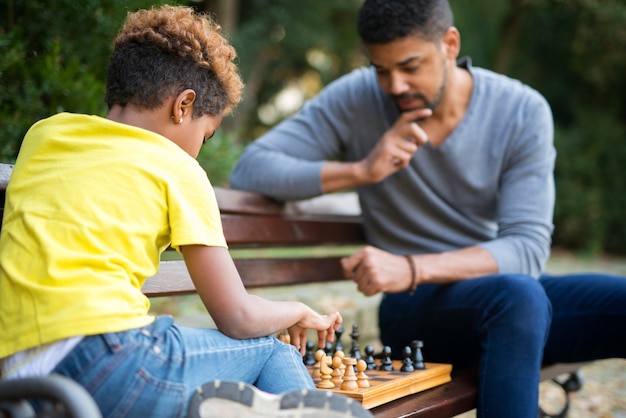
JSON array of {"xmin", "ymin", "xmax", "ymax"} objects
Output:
[
  {"xmin": 379, "ymin": 346, "xmax": 394, "ymax": 371},
  {"xmin": 340, "ymin": 357, "xmax": 359, "ymax": 391},
  {"xmin": 331, "ymin": 355, "xmax": 345, "ymax": 386},
  {"xmin": 356, "ymin": 359, "xmax": 370, "ymax": 388},
  {"xmin": 312, "ymin": 349, "xmax": 325, "ymax": 377},
  {"xmin": 324, "ymin": 341, "xmax": 334, "ymax": 356},
  {"xmin": 411, "ymin": 340, "xmax": 425, "ymax": 370},
  {"xmin": 400, "ymin": 346, "xmax": 415, "ymax": 372},
  {"xmin": 316, "ymin": 354, "xmax": 335, "ymax": 389},
  {"xmin": 277, "ymin": 330, "xmax": 290, "ymax": 344},
  {"xmin": 303, "ymin": 341, "xmax": 316, "ymax": 366},
  {"xmin": 363, "ymin": 345, "xmax": 377, "ymax": 370}
]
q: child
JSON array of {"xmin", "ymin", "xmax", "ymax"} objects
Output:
[{"xmin": 0, "ymin": 6, "xmax": 371, "ymax": 418}]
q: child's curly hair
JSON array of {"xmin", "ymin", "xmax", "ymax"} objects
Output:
[{"xmin": 105, "ymin": 5, "xmax": 243, "ymax": 117}]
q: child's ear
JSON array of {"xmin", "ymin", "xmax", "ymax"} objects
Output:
[{"xmin": 172, "ymin": 89, "xmax": 197, "ymax": 122}]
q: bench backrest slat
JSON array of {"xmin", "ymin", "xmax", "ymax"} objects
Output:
[
  {"xmin": 142, "ymin": 256, "xmax": 348, "ymax": 297},
  {"xmin": 221, "ymin": 214, "xmax": 364, "ymax": 246}
]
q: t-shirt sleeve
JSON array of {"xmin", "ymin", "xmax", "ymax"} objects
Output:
[{"xmin": 167, "ymin": 161, "xmax": 227, "ymax": 251}]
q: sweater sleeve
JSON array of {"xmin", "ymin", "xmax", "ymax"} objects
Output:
[
  {"xmin": 478, "ymin": 88, "xmax": 555, "ymax": 277},
  {"xmin": 230, "ymin": 68, "xmax": 377, "ymax": 201}
]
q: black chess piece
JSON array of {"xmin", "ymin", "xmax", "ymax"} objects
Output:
[
  {"xmin": 350, "ymin": 324, "xmax": 361, "ymax": 361},
  {"xmin": 324, "ymin": 341, "xmax": 333, "ymax": 356},
  {"xmin": 333, "ymin": 324, "xmax": 344, "ymax": 354},
  {"xmin": 379, "ymin": 345, "xmax": 394, "ymax": 371},
  {"xmin": 303, "ymin": 341, "xmax": 316, "ymax": 366},
  {"xmin": 411, "ymin": 340, "xmax": 425, "ymax": 370},
  {"xmin": 363, "ymin": 344, "xmax": 377, "ymax": 370},
  {"xmin": 400, "ymin": 346, "xmax": 415, "ymax": 372}
]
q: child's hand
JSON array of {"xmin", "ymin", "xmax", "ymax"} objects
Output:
[{"xmin": 286, "ymin": 308, "xmax": 342, "ymax": 355}]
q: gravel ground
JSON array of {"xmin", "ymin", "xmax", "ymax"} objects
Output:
[{"xmin": 453, "ymin": 359, "xmax": 626, "ymax": 417}]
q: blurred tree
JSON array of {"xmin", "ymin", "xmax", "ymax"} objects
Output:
[
  {"xmin": 195, "ymin": 0, "xmax": 364, "ymax": 140},
  {"xmin": 0, "ymin": 0, "xmax": 172, "ymax": 161},
  {"xmin": 506, "ymin": 0, "xmax": 626, "ymax": 254},
  {"xmin": 1, "ymin": 0, "xmax": 625, "ymax": 253}
]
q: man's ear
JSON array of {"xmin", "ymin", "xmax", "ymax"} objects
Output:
[
  {"xmin": 442, "ymin": 27, "xmax": 461, "ymax": 60},
  {"xmin": 172, "ymin": 89, "xmax": 197, "ymax": 122}
]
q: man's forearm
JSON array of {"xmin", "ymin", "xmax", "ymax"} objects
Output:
[
  {"xmin": 413, "ymin": 245, "xmax": 499, "ymax": 285},
  {"xmin": 320, "ymin": 160, "xmax": 370, "ymax": 193}
]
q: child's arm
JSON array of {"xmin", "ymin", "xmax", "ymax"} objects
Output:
[{"xmin": 180, "ymin": 244, "xmax": 342, "ymax": 354}]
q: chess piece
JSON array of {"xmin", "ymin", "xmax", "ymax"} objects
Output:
[
  {"xmin": 350, "ymin": 324, "xmax": 361, "ymax": 362},
  {"xmin": 277, "ymin": 330, "xmax": 291, "ymax": 344},
  {"xmin": 334, "ymin": 350, "xmax": 346, "ymax": 374},
  {"xmin": 379, "ymin": 346, "xmax": 394, "ymax": 371},
  {"xmin": 331, "ymin": 355, "xmax": 344, "ymax": 386},
  {"xmin": 312, "ymin": 349, "xmax": 325, "ymax": 377},
  {"xmin": 411, "ymin": 340, "xmax": 425, "ymax": 370},
  {"xmin": 303, "ymin": 341, "xmax": 316, "ymax": 366},
  {"xmin": 316, "ymin": 354, "xmax": 335, "ymax": 389},
  {"xmin": 364, "ymin": 345, "xmax": 377, "ymax": 370},
  {"xmin": 400, "ymin": 346, "xmax": 415, "ymax": 372},
  {"xmin": 356, "ymin": 359, "xmax": 370, "ymax": 388},
  {"xmin": 333, "ymin": 325, "xmax": 344, "ymax": 354},
  {"xmin": 340, "ymin": 357, "xmax": 359, "ymax": 391},
  {"xmin": 324, "ymin": 341, "xmax": 333, "ymax": 356}
]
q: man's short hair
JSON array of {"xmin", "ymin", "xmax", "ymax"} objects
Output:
[{"xmin": 357, "ymin": 0, "xmax": 453, "ymax": 44}]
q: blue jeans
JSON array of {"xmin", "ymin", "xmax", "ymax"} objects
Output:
[
  {"xmin": 52, "ymin": 316, "xmax": 314, "ymax": 418},
  {"xmin": 379, "ymin": 273, "xmax": 626, "ymax": 418}
]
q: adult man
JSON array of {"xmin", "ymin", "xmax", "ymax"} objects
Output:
[{"xmin": 230, "ymin": 0, "xmax": 626, "ymax": 416}]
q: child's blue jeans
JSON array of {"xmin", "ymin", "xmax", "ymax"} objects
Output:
[{"xmin": 53, "ymin": 315, "xmax": 314, "ymax": 417}]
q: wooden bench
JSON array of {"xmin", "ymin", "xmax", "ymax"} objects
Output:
[{"xmin": 0, "ymin": 162, "xmax": 585, "ymax": 418}]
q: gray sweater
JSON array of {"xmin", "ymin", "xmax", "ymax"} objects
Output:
[{"xmin": 230, "ymin": 59, "xmax": 555, "ymax": 277}]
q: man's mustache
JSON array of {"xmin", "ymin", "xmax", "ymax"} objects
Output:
[{"xmin": 391, "ymin": 92, "xmax": 427, "ymax": 102}]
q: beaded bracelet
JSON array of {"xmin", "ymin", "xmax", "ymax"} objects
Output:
[{"xmin": 404, "ymin": 254, "xmax": 418, "ymax": 295}]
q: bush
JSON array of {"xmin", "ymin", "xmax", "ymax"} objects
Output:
[
  {"xmin": 553, "ymin": 107, "xmax": 626, "ymax": 255},
  {"xmin": 196, "ymin": 129, "xmax": 243, "ymax": 188}
]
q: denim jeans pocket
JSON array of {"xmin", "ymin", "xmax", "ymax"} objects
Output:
[
  {"xmin": 101, "ymin": 366, "xmax": 186, "ymax": 418},
  {"xmin": 55, "ymin": 318, "xmax": 187, "ymax": 417}
]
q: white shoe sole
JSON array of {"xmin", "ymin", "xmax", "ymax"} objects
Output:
[{"xmin": 186, "ymin": 380, "xmax": 373, "ymax": 418}]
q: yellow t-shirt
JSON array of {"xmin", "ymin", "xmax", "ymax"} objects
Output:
[{"xmin": 0, "ymin": 113, "xmax": 226, "ymax": 358}]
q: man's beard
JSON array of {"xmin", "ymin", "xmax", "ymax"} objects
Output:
[{"xmin": 393, "ymin": 63, "xmax": 448, "ymax": 113}]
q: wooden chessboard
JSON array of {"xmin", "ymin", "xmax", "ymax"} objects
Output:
[{"xmin": 307, "ymin": 360, "xmax": 452, "ymax": 409}]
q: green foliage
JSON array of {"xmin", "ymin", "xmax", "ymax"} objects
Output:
[
  {"xmin": 0, "ymin": 0, "xmax": 173, "ymax": 162},
  {"xmin": 196, "ymin": 129, "xmax": 243, "ymax": 188},
  {"xmin": 1, "ymin": 0, "xmax": 625, "ymax": 254},
  {"xmin": 553, "ymin": 107, "xmax": 626, "ymax": 255},
  {"xmin": 228, "ymin": 0, "xmax": 363, "ymax": 138},
  {"xmin": 503, "ymin": 0, "xmax": 626, "ymax": 254}
]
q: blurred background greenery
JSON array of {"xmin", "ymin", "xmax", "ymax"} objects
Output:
[{"xmin": 1, "ymin": 0, "xmax": 625, "ymax": 255}]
